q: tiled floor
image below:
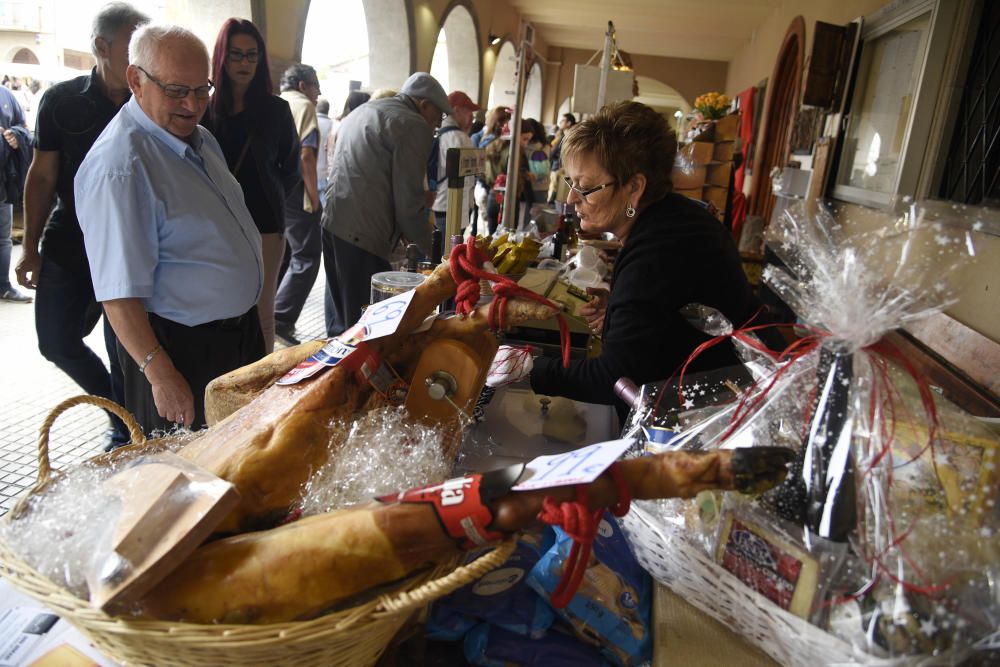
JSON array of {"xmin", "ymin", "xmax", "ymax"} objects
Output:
[{"xmin": 0, "ymin": 244, "xmax": 329, "ymax": 516}]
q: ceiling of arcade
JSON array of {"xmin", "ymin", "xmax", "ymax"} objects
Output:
[{"xmin": 256, "ymin": 0, "xmax": 763, "ymax": 117}]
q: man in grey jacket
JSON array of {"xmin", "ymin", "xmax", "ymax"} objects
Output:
[{"xmin": 320, "ymin": 72, "xmax": 451, "ymax": 336}]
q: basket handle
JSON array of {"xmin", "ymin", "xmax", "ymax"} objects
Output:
[
  {"xmin": 375, "ymin": 538, "xmax": 517, "ymax": 615},
  {"xmin": 33, "ymin": 395, "xmax": 145, "ymax": 487}
]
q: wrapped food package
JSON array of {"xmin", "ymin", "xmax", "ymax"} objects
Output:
[{"xmin": 622, "ymin": 200, "xmax": 1000, "ymax": 662}]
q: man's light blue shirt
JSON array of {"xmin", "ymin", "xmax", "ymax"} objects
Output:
[{"xmin": 76, "ymin": 97, "xmax": 263, "ymax": 327}]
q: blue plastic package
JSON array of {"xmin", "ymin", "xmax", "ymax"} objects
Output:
[
  {"xmin": 464, "ymin": 622, "xmax": 610, "ymax": 666},
  {"xmin": 426, "ymin": 530, "xmax": 556, "ymax": 640},
  {"xmin": 425, "ymin": 600, "xmax": 477, "ymax": 641},
  {"xmin": 527, "ymin": 513, "xmax": 652, "ymax": 666}
]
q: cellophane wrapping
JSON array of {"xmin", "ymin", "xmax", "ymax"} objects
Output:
[{"xmin": 625, "ymin": 200, "xmax": 1000, "ymax": 662}]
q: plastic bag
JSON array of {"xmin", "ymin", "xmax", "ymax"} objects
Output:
[
  {"xmin": 528, "ymin": 513, "xmax": 652, "ymax": 666},
  {"xmin": 633, "ymin": 200, "xmax": 1000, "ymax": 660},
  {"xmin": 427, "ymin": 531, "xmax": 555, "ymax": 640}
]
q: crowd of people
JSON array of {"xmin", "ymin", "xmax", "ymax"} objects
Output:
[
  {"xmin": 3, "ymin": 1, "xmax": 762, "ymax": 439},
  {"xmin": 0, "ymin": 1, "xmax": 561, "ymax": 441}
]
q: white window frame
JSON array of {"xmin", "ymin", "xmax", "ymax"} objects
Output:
[{"xmin": 831, "ymin": 0, "xmax": 961, "ymax": 208}]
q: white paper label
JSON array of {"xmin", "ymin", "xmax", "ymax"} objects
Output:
[
  {"xmin": 276, "ymin": 339, "xmax": 357, "ymax": 385},
  {"xmin": 512, "ymin": 438, "xmax": 634, "ymax": 491},
  {"xmin": 356, "ymin": 289, "xmax": 417, "ymax": 341},
  {"xmin": 0, "ymin": 607, "xmax": 58, "ymax": 667}
]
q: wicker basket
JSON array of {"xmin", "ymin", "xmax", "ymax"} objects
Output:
[
  {"xmin": 0, "ymin": 395, "xmax": 516, "ymax": 667},
  {"xmin": 620, "ymin": 501, "xmax": 922, "ymax": 667}
]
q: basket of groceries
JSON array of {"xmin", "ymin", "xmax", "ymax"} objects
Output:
[{"xmin": 617, "ymin": 201, "xmax": 1000, "ymax": 666}]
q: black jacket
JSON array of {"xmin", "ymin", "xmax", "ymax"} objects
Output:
[
  {"xmin": 203, "ymin": 94, "xmax": 301, "ymax": 233},
  {"xmin": 1, "ymin": 125, "xmax": 32, "ymax": 205},
  {"xmin": 530, "ymin": 192, "xmax": 763, "ymax": 416}
]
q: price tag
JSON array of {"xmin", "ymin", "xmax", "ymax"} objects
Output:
[
  {"xmin": 512, "ymin": 438, "xmax": 634, "ymax": 491},
  {"xmin": 276, "ymin": 338, "xmax": 356, "ymax": 385},
  {"xmin": 356, "ymin": 289, "xmax": 417, "ymax": 341}
]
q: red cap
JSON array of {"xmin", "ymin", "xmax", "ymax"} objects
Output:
[{"xmin": 447, "ymin": 91, "xmax": 481, "ymax": 112}]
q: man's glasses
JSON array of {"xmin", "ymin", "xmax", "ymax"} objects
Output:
[
  {"xmin": 227, "ymin": 49, "xmax": 259, "ymax": 64},
  {"xmin": 563, "ymin": 177, "xmax": 616, "ymax": 203},
  {"xmin": 136, "ymin": 66, "xmax": 213, "ymax": 100}
]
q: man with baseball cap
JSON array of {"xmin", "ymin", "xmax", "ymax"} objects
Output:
[
  {"xmin": 320, "ymin": 72, "xmax": 451, "ymax": 336},
  {"xmin": 430, "ymin": 90, "xmax": 480, "ymax": 237}
]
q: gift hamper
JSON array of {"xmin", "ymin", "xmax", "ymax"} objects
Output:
[{"xmin": 617, "ymin": 200, "xmax": 1000, "ymax": 666}]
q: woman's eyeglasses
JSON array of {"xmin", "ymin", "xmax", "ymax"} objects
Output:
[
  {"xmin": 136, "ymin": 66, "xmax": 213, "ymax": 99},
  {"xmin": 562, "ymin": 177, "xmax": 616, "ymax": 203},
  {"xmin": 227, "ymin": 50, "xmax": 260, "ymax": 64}
]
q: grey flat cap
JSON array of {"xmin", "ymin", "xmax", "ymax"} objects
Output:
[{"xmin": 400, "ymin": 72, "xmax": 453, "ymax": 115}]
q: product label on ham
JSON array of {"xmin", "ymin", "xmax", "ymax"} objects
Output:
[
  {"xmin": 379, "ymin": 473, "xmax": 507, "ymax": 550},
  {"xmin": 276, "ymin": 339, "xmax": 357, "ymax": 385}
]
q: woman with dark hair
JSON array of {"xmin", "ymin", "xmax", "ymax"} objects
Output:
[
  {"xmin": 525, "ymin": 101, "xmax": 767, "ymax": 418},
  {"xmin": 203, "ymin": 18, "xmax": 301, "ymax": 354}
]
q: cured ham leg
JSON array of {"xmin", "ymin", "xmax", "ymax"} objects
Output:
[
  {"xmin": 140, "ymin": 447, "xmax": 793, "ymax": 624},
  {"xmin": 177, "ymin": 263, "xmax": 559, "ymax": 533}
]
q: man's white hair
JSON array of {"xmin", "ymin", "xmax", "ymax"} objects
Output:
[{"xmin": 129, "ymin": 24, "xmax": 209, "ymax": 72}]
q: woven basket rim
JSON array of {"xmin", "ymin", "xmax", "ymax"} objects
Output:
[
  {"xmin": 0, "ymin": 523, "xmax": 517, "ymax": 639},
  {"xmin": 624, "ymin": 501, "xmax": 932, "ymax": 667},
  {"xmin": 0, "ymin": 394, "xmax": 518, "ymax": 656}
]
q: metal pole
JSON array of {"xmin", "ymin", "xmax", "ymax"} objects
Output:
[
  {"xmin": 501, "ymin": 42, "xmax": 531, "ymax": 232},
  {"xmin": 596, "ymin": 21, "xmax": 614, "ymax": 110}
]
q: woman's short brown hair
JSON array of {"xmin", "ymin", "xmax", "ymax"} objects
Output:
[{"xmin": 561, "ymin": 101, "xmax": 678, "ymax": 207}]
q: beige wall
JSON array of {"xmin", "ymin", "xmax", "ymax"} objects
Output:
[
  {"xmin": 838, "ymin": 203, "xmax": 999, "ymax": 342},
  {"xmin": 542, "ymin": 47, "xmax": 728, "ymax": 124},
  {"xmin": 723, "ymin": 0, "xmax": 886, "ymax": 96}
]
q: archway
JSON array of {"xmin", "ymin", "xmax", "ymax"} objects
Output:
[
  {"xmin": 634, "ymin": 75, "xmax": 688, "ymax": 135},
  {"xmin": 522, "ymin": 61, "xmax": 542, "ymax": 120},
  {"xmin": 749, "ymin": 16, "xmax": 806, "ymax": 225},
  {"xmin": 488, "ymin": 40, "xmax": 517, "ymax": 109},
  {"xmin": 429, "ymin": 4, "xmax": 479, "ymax": 101},
  {"xmin": 557, "ymin": 96, "xmax": 571, "ymax": 118},
  {"xmin": 11, "ymin": 48, "xmax": 39, "ymax": 65},
  {"xmin": 302, "ymin": 0, "xmax": 410, "ymax": 113}
]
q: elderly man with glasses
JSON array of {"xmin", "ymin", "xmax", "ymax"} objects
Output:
[{"xmin": 75, "ymin": 24, "xmax": 265, "ymax": 434}]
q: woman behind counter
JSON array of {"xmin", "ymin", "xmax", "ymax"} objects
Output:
[
  {"xmin": 528, "ymin": 101, "xmax": 767, "ymax": 418},
  {"xmin": 203, "ymin": 18, "xmax": 301, "ymax": 354}
]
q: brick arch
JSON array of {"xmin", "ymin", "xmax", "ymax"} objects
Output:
[{"xmin": 11, "ymin": 48, "xmax": 39, "ymax": 65}]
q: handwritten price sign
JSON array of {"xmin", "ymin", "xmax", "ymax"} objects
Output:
[
  {"xmin": 357, "ymin": 289, "xmax": 417, "ymax": 341},
  {"xmin": 512, "ymin": 438, "xmax": 634, "ymax": 491}
]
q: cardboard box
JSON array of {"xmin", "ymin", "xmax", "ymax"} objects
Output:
[
  {"xmin": 714, "ymin": 114, "xmax": 739, "ymax": 141},
  {"xmin": 680, "ymin": 141, "xmax": 714, "ymax": 166},
  {"xmin": 671, "ymin": 165, "xmax": 706, "ymax": 190},
  {"xmin": 703, "ymin": 185, "xmax": 728, "ymax": 211},
  {"xmin": 706, "ymin": 162, "xmax": 732, "ymax": 187},
  {"xmin": 713, "ymin": 141, "xmax": 735, "ymax": 162}
]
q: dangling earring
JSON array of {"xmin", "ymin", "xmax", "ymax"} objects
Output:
[{"xmin": 625, "ymin": 203, "xmax": 636, "ymax": 218}]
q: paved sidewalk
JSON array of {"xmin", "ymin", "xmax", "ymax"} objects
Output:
[{"xmin": 0, "ymin": 244, "xmax": 329, "ymax": 515}]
